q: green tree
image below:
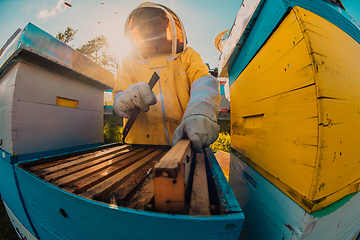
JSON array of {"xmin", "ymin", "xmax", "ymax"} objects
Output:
[
  {"xmin": 56, "ymin": 26, "xmax": 77, "ymax": 44},
  {"xmin": 76, "ymin": 35, "xmax": 118, "ymax": 73}
]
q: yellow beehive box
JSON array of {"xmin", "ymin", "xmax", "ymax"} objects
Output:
[{"xmin": 230, "ymin": 6, "xmax": 360, "ymax": 213}]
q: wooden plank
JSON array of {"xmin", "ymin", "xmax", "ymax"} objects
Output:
[
  {"xmin": 28, "ymin": 151, "xmax": 101, "ymax": 172},
  {"xmin": 102, "ymin": 150, "xmax": 168, "ymax": 205},
  {"xmin": 26, "ymin": 144, "xmax": 124, "ymax": 172},
  {"xmin": 293, "ymin": 7, "xmax": 360, "ymax": 202},
  {"xmin": 126, "ymin": 179, "xmax": 155, "ymax": 210},
  {"xmin": 154, "ymin": 140, "xmax": 190, "ymax": 170},
  {"xmin": 2, "ymin": 61, "xmax": 108, "ymax": 155},
  {"xmin": 52, "ymin": 148, "xmax": 153, "ymax": 188},
  {"xmin": 153, "ymin": 139, "xmax": 191, "ymax": 213},
  {"xmin": 230, "ymin": 9, "xmax": 319, "ymax": 197},
  {"xmin": 44, "ymin": 147, "xmax": 137, "ymax": 183},
  {"xmin": 40, "ymin": 145, "xmax": 129, "ymax": 174},
  {"xmin": 15, "ymin": 61, "xmax": 104, "ymax": 111},
  {"xmin": 0, "ymin": 65, "xmax": 18, "ymax": 156},
  {"xmin": 80, "ymin": 148, "xmax": 166, "ymax": 199},
  {"xmin": 189, "ymin": 152, "xmax": 210, "ymax": 215},
  {"xmin": 11, "ymin": 101, "xmax": 104, "ymax": 155}
]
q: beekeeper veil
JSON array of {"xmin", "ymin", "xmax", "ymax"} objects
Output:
[{"xmin": 124, "ymin": 2, "xmax": 187, "ymax": 59}]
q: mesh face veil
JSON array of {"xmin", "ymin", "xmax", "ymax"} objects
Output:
[{"xmin": 125, "ymin": 3, "xmax": 187, "ymax": 58}]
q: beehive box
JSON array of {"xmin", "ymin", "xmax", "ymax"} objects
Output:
[
  {"xmin": 0, "ymin": 23, "xmax": 114, "ymax": 159},
  {"xmin": 15, "ymin": 142, "xmax": 244, "ymax": 239},
  {"xmin": 224, "ymin": 6, "xmax": 360, "ymax": 212},
  {"xmin": 18, "ymin": 140, "xmax": 243, "ymax": 216}
]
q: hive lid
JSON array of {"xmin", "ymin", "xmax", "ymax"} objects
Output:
[
  {"xmin": 217, "ymin": 0, "xmax": 264, "ymax": 78},
  {"xmin": 0, "ymin": 22, "xmax": 114, "ymax": 90}
]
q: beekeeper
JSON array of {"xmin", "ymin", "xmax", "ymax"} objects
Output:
[{"xmin": 113, "ymin": 2, "xmax": 220, "ymax": 153}]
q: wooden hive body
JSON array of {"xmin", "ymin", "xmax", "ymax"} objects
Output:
[
  {"xmin": 0, "ymin": 23, "xmax": 114, "ymax": 159},
  {"xmin": 230, "ymin": 6, "xmax": 360, "ymax": 212},
  {"xmin": 17, "ymin": 142, "xmax": 245, "ymax": 239},
  {"xmin": 0, "ymin": 62, "xmax": 105, "ymax": 156}
]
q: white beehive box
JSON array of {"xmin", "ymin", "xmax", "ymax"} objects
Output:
[{"xmin": 0, "ymin": 23, "xmax": 114, "ymax": 158}]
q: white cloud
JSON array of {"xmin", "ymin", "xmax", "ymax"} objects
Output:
[
  {"xmin": 37, "ymin": 0, "xmax": 67, "ymax": 19},
  {"xmin": 38, "ymin": 9, "xmax": 57, "ymax": 18},
  {"xmin": 55, "ymin": 0, "xmax": 67, "ymax": 13}
]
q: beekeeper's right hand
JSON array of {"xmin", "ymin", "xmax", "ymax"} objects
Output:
[{"xmin": 114, "ymin": 82, "xmax": 157, "ymax": 118}]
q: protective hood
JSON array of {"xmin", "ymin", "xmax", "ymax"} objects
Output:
[{"xmin": 124, "ymin": 2, "xmax": 187, "ymax": 59}]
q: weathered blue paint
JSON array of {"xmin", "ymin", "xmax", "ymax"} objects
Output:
[
  {"xmin": 228, "ymin": 0, "xmax": 287, "ymax": 85},
  {"xmin": 15, "ymin": 159, "xmax": 245, "ymax": 240},
  {"xmin": 104, "ymin": 105, "xmax": 114, "ymax": 109},
  {"xmin": 0, "ymin": 149, "xmax": 17, "ymax": 164},
  {"xmin": 227, "ymin": 0, "xmax": 360, "ymax": 85},
  {"xmin": 230, "ymin": 151, "xmax": 360, "ymax": 240},
  {"xmin": 205, "ymin": 148, "xmax": 242, "ymax": 213}
]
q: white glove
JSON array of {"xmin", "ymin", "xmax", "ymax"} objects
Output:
[
  {"xmin": 114, "ymin": 82, "xmax": 157, "ymax": 118},
  {"xmin": 172, "ymin": 102, "xmax": 220, "ymax": 153}
]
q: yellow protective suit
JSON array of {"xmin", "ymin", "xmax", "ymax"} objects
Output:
[{"xmin": 113, "ymin": 2, "xmax": 220, "ymax": 146}]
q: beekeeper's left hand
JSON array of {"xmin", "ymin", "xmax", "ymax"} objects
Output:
[{"xmin": 172, "ymin": 101, "xmax": 219, "ymax": 153}]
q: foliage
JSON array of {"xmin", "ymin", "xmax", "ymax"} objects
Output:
[
  {"xmin": 210, "ymin": 132, "xmax": 231, "ymax": 153},
  {"xmin": 209, "ymin": 120, "xmax": 231, "ymax": 153},
  {"xmin": 218, "ymin": 119, "xmax": 230, "ymax": 134},
  {"xmin": 104, "ymin": 124, "xmax": 123, "ymax": 144},
  {"xmin": 56, "ymin": 26, "xmax": 77, "ymax": 44},
  {"xmin": 76, "ymin": 35, "xmax": 119, "ymax": 73},
  {"xmin": 103, "ymin": 114, "xmax": 124, "ymax": 144},
  {"xmin": 55, "ymin": 27, "xmax": 119, "ymax": 73},
  {"xmin": 102, "ymin": 116, "xmax": 231, "ymax": 153}
]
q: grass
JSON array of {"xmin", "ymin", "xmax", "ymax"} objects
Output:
[{"xmin": 0, "ymin": 199, "xmax": 18, "ymax": 240}]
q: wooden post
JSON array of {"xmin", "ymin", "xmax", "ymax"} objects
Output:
[{"xmin": 153, "ymin": 139, "xmax": 191, "ymax": 213}]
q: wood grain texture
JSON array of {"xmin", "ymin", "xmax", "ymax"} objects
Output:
[
  {"xmin": 19, "ymin": 143, "xmax": 243, "ymax": 221},
  {"xmin": 127, "ymin": 179, "xmax": 155, "ymax": 210},
  {"xmin": 294, "ymin": 7, "xmax": 360, "ymax": 201},
  {"xmin": 80, "ymin": 148, "xmax": 165, "ymax": 199},
  {"xmin": 230, "ymin": 6, "xmax": 360, "ymax": 212},
  {"xmin": 15, "ymin": 161, "xmax": 244, "ymax": 239},
  {"xmin": 51, "ymin": 148, "xmax": 146, "ymax": 188},
  {"xmin": 103, "ymin": 151, "xmax": 167, "ymax": 206},
  {"xmin": 227, "ymin": 0, "xmax": 360, "ymax": 85},
  {"xmin": 153, "ymin": 139, "xmax": 191, "ymax": 213},
  {"xmin": 189, "ymin": 152, "xmax": 210, "ymax": 215},
  {"xmin": 154, "ymin": 139, "xmax": 190, "ymax": 170},
  {"xmin": 230, "ymin": 152, "xmax": 360, "ymax": 240},
  {"xmin": 231, "ymin": 8, "xmax": 318, "ymax": 197},
  {"xmin": 40, "ymin": 145, "xmax": 129, "ymax": 176}
]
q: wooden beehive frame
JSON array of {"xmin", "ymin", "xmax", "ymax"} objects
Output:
[
  {"xmin": 153, "ymin": 140, "xmax": 211, "ymax": 215},
  {"xmin": 19, "ymin": 142, "xmax": 223, "ymax": 215}
]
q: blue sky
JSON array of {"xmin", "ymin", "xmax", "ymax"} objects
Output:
[{"xmin": 0, "ymin": 0, "xmax": 359, "ymax": 69}]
